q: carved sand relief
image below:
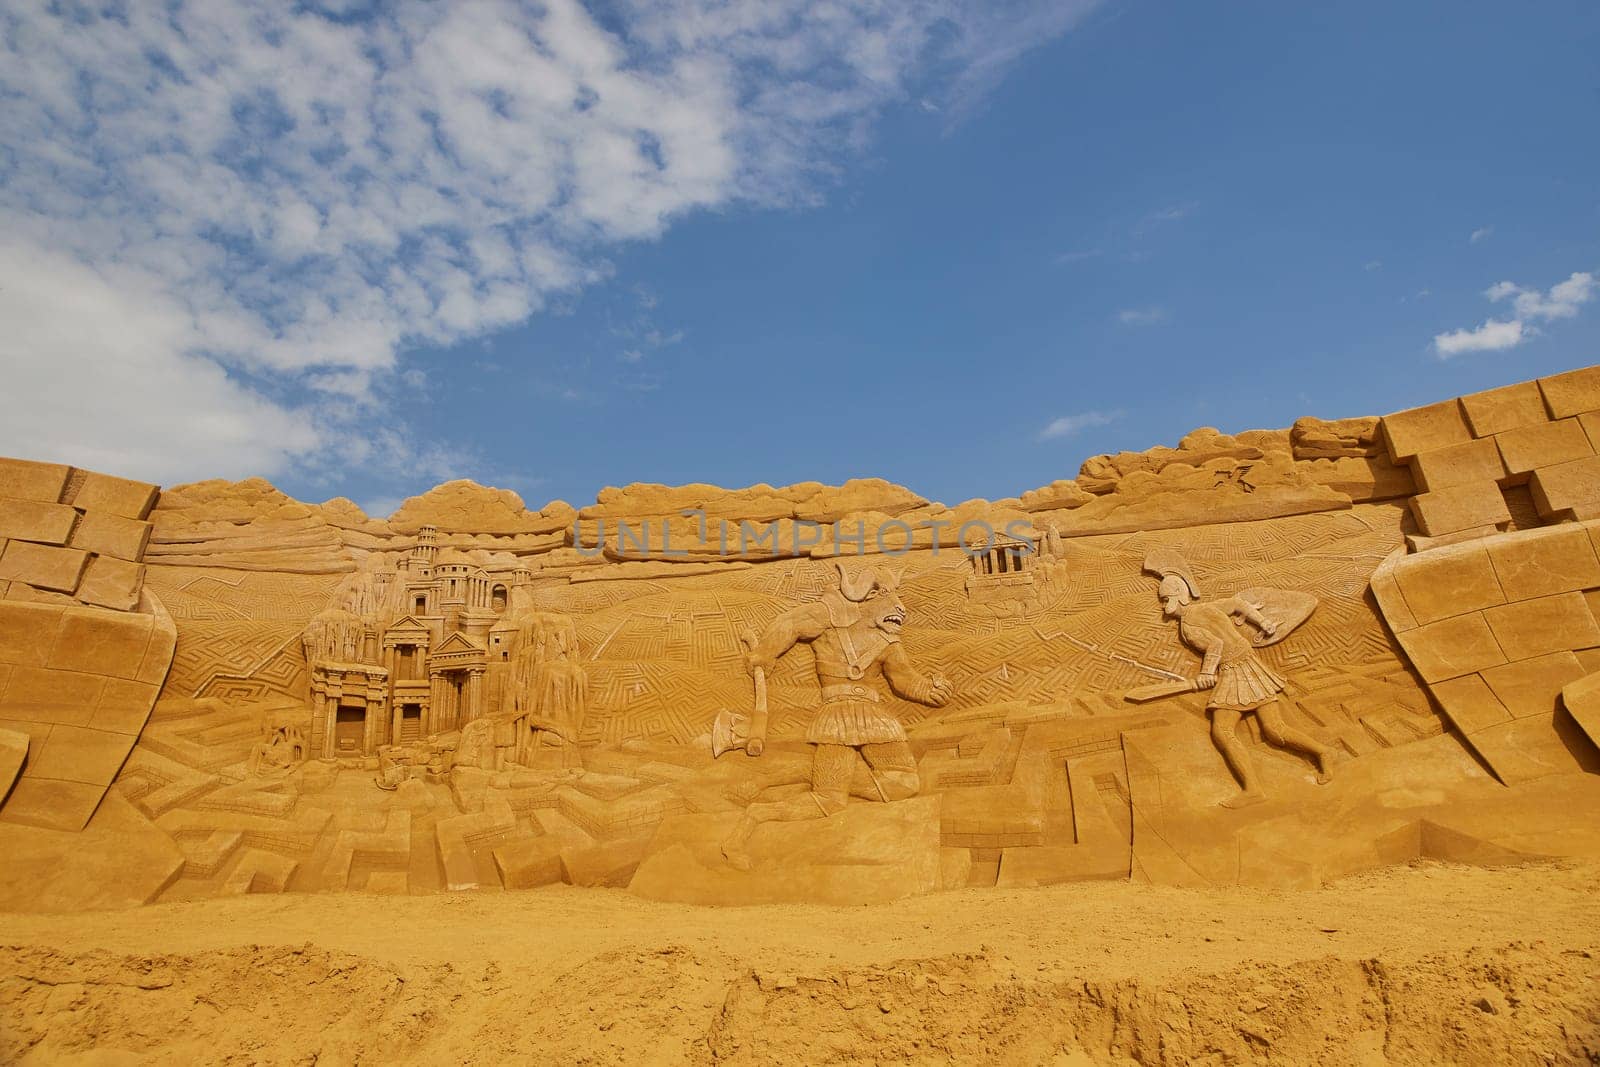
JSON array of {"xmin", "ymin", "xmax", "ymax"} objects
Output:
[{"xmin": 4, "ymin": 367, "xmax": 1600, "ymax": 908}]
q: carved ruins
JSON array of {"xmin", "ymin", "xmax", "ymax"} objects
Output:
[{"xmin": 4, "ymin": 366, "xmax": 1600, "ymax": 910}]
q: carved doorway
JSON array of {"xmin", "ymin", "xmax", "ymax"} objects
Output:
[
  {"xmin": 335, "ymin": 705, "xmax": 365, "ymax": 753},
  {"xmin": 399, "ymin": 704, "xmax": 422, "ymax": 744}
]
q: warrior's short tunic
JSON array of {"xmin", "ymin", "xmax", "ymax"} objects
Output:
[
  {"xmin": 806, "ymin": 684, "xmax": 908, "ymax": 746},
  {"xmin": 1177, "ymin": 601, "xmax": 1286, "ymax": 711},
  {"xmin": 804, "ymin": 623, "xmax": 909, "ymax": 746}
]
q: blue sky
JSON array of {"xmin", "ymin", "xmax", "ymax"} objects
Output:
[{"xmin": 2, "ymin": 1, "xmax": 1596, "ymax": 516}]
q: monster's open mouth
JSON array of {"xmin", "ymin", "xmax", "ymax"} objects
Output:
[{"xmin": 883, "ymin": 610, "xmax": 905, "ymax": 628}]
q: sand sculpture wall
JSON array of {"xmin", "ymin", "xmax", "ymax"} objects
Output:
[
  {"xmin": 0, "ymin": 459, "xmax": 174, "ymax": 833},
  {"xmin": 1, "ymin": 367, "xmax": 1599, "ymax": 910}
]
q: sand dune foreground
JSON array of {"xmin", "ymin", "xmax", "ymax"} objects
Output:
[{"xmin": 4, "ymin": 860, "xmax": 1598, "ymax": 1064}]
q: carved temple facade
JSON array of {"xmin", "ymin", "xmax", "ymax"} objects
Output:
[{"xmin": 305, "ymin": 525, "xmax": 538, "ymax": 759}]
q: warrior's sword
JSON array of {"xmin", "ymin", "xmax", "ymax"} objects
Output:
[{"xmin": 1124, "ymin": 677, "xmax": 1205, "ymax": 703}]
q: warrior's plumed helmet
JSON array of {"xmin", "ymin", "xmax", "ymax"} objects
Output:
[{"xmin": 1143, "ymin": 549, "xmax": 1202, "ymax": 598}]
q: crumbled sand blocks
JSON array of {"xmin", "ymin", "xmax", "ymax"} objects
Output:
[
  {"xmin": 1383, "ymin": 366, "xmax": 1600, "ymax": 541},
  {"xmin": 0, "ymin": 600, "xmax": 176, "ymax": 830},
  {"xmin": 1371, "ymin": 520, "xmax": 1600, "ymax": 784},
  {"xmin": 0, "ymin": 460, "xmax": 170, "ymax": 829},
  {"xmin": 0, "ymin": 458, "xmax": 157, "ymax": 611}
]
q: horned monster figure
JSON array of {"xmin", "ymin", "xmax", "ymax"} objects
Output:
[{"xmin": 718, "ymin": 560, "xmax": 952, "ymax": 870}]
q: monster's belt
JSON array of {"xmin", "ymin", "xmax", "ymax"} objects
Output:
[{"xmin": 820, "ymin": 682, "xmax": 880, "ymax": 703}]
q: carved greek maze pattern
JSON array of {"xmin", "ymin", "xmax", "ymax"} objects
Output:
[{"xmin": 114, "ymin": 500, "xmax": 1440, "ymax": 901}]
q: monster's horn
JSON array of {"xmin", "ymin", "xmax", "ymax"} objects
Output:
[{"xmin": 835, "ymin": 561, "xmax": 877, "ymax": 602}]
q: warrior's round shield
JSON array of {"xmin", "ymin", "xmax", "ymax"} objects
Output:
[{"xmin": 1236, "ymin": 587, "xmax": 1319, "ymax": 647}]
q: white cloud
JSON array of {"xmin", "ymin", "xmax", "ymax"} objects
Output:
[
  {"xmin": 1486, "ymin": 271, "xmax": 1597, "ymax": 321},
  {"xmin": 1363, "ymin": 260, "xmax": 1383, "ymax": 272},
  {"xmin": 1433, "ymin": 318, "xmax": 1527, "ymax": 358},
  {"xmin": 1038, "ymin": 410, "xmax": 1122, "ymax": 441},
  {"xmin": 0, "ymin": 243, "xmax": 320, "ymax": 481},
  {"xmin": 1433, "ymin": 269, "xmax": 1594, "ymax": 359},
  {"xmin": 0, "ymin": 0, "xmax": 1099, "ymax": 485},
  {"xmin": 1118, "ymin": 307, "xmax": 1168, "ymax": 326},
  {"xmin": 1470, "ymin": 226, "xmax": 1493, "ymax": 244},
  {"xmin": 1132, "ymin": 202, "xmax": 1196, "ymax": 238}
]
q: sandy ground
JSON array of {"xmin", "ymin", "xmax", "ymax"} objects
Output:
[{"xmin": 3, "ymin": 861, "xmax": 1599, "ymax": 1065}]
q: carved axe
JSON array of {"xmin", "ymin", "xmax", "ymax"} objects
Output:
[{"xmin": 740, "ymin": 628, "xmax": 769, "ymax": 756}]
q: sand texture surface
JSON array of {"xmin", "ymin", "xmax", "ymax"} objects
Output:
[{"xmin": 4, "ymin": 860, "xmax": 1598, "ymax": 1065}]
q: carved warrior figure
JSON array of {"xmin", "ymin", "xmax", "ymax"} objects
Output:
[
  {"xmin": 1141, "ymin": 549, "xmax": 1337, "ymax": 808},
  {"xmin": 508, "ymin": 611, "xmax": 587, "ymax": 766},
  {"xmin": 718, "ymin": 561, "xmax": 952, "ymax": 870},
  {"xmin": 247, "ymin": 711, "xmax": 307, "ymax": 778}
]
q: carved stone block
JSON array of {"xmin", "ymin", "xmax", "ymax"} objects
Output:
[
  {"xmin": 70, "ymin": 512, "xmax": 153, "ymax": 561},
  {"xmin": 493, "ymin": 834, "xmax": 566, "ymax": 889},
  {"xmin": 1530, "ymin": 455, "xmax": 1600, "ymax": 517},
  {"xmin": 0, "ymin": 776, "xmax": 105, "ymax": 831},
  {"xmin": 1485, "ymin": 523, "xmax": 1600, "ymax": 601},
  {"xmin": 1393, "ymin": 540, "xmax": 1505, "ymax": 625},
  {"xmin": 1538, "ymin": 365, "xmax": 1600, "ymax": 419},
  {"xmin": 0, "ymin": 541, "xmax": 90, "ymax": 593},
  {"xmin": 1408, "ymin": 438, "xmax": 1508, "ymax": 493},
  {"xmin": 48, "ymin": 606, "xmax": 154, "ymax": 679},
  {"xmin": 1482, "ymin": 593, "xmax": 1600, "ymax": 663},
  {"xmin": 0, "ymin": 602, "xmax": 66, "ymax": 668},
  {"xmin": 1496, "ymin": 417, "xmax": 1594, "ymax": 476},
  {"xmin": 0, "ymin": 458, "xmax": 70, "ymax": 504},
  {"xmin": 1430, "ymin": 674, "xmax": 1513, "ymax": 734},
  {"xmin": 1464, "ymin": 715, "xmax": 1595, "ymax": 785},
  {"xmin": 1481, "ymin": 651, "xmax": 1588, "ymax": 721},
  {"xmin": 28, "ymin": 723, "xmax": 138, "ymax": 786},
  {"xmin": 1408, "ymin": 481, "xmax": 1511, "ymax": 537},
  {"xmin": 1367, "ymin": 555, "xmax": 1418, "ymax": 632},
  {"xmin": 71, "ymin": 472, "xmax": 159, "ymax": 520},
  {"xmin": 1396, "ymin": 612, "xmax": 1507, "ymax": 683},
  {"xmin": 2, "ymin": 666, "xmax": 107, "ymax": 719},
  {"xmin": 1381, "ymin": 398, "xmax": 1472, "ymax": 462},
  {"xmin": 75, "ymin": 555, "xmax": 146, "ymax": 612},
  {"xmin": 1460, "ymin": 379, "xmax": 1551, "ymax": 437},
  {"xmin": 0, "ymin": 497, "xmax": 79, "ymax": 545},
  {"xmin": 1561, "ymin": 673, "xmax": 1600, "ymax": 751}
]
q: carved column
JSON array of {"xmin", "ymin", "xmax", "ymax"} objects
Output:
[
  {"xmin": 429, "ymin": 673, "xmax": 445, "ymax": 735},
  {"xmin": 368, "ymin": 678, "xmax": 388, "ymax": 752},
  {"xmin": 312, "ymin": 686, "xmax": 331, "ymax": 759},
  {"xmin": 467, "ymin": 668, "xmax": 483, "ymax": 723}
]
